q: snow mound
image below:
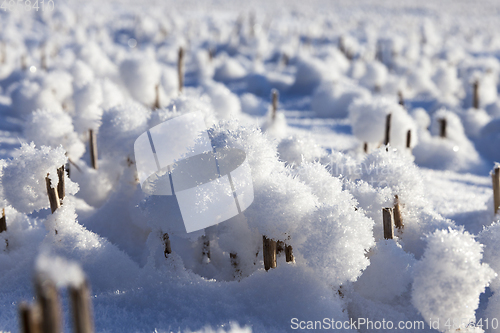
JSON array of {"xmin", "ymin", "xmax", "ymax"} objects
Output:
[
  {"xmin": 312, "ymin": 80, "xmax": 371, "ymax": 118},
  {"xmin": 1, "ymin": 143, "xmax": 78, "ymax": 214},
  {"xmin": 24, "ymin": 108, "xmax": 85, "ymax": 160},
  {"xmin": 349, "ymin": 96, "xmax": 417, "ymax": 149},
  {"xmin": 119, "ymin": 57, "xmax": 161, "ymax": 106},
  {"xmin": 354, "ymin": 240, "xmax": 415, "ymax": 303},
  {"xmin": 412, "ymin": 228, "xmax": 496, "ymax": 331},
  {"xmin": 277, "ymin": 135, "xmax": 325, "ymax": 166},
  {"xmin": 413, "ymin": 108, "xmax": 484, "ymax": 172},
  {"xmin": 36, "ymin": 253, "xmax": 85, "ymax": 287}
]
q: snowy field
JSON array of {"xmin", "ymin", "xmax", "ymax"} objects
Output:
[{"xmin": 1, "ymin": 0, "xmax": 500, "ymax": 332}]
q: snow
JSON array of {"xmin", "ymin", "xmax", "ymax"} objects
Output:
[
  {"xmin": 24, "ymin": 108, "xmax": 85, "ymax": 160},
  {"xmin": 412, "ymin": 228, "xmax": 496, "ymax": 332},
  {"xmin": 288, "ymin": 56, "xmax": 332, "ymax": 95},
  {"xmin": 214, "ymin": 57, "xmax": 247, "ymax": 81},
  {"xmin": 354, "ymin": 240, "xmax": 415, "ymax": 304},
  {"xmin": 119, "ymin": 57, "xmax": 162, "ymax": 106},
  {"xmin": 1, "ymin": 143, "xmax": 77, "ymax": 214},
  {"xmin": 312, "ymin": 80, "xmax": 371, "ymax": 118},
  {"xmin": 1, "ymin": 0, "xmax": 500, "ymax": 332},
  {"xmin": 349, "ymin": 96, "xmax": 417, "ymax": 149},
  {"xmin": 35, "ymin": 253, "xmax": 86, "ymax": 287}
]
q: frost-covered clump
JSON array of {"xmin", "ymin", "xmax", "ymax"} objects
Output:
[
  {"xmin": 412, "ymin": 228, "xmax": 496, "ymax": 331},
  {"xmin": 72, "ymin": 81, "xmax": 105, "ymax": 133},
  {"xmin": 77, "ymin": 42, "xmax": 117, "ymax": 77},
  {"xmin": 213, "ymin": 56, "xmax": 247, "ymax": 82},
  {"xmin": 479, "ymin": 221, "xmax": 500, "ymax": 291},
  {"xmin": 142, "ymin": 117, "xmax": 284, "ymax": 243},
  {"xmin": 298, "ymin": 203, "xmax": 374, "ymax": 286},
  {"xmin": 289, "ymin": 56, "xmax": 332, "ymax": 94},
  {"xmin": 149, "ymin": 89, "xmax": 217, "ymax": 128},
  {"xmin": 338, "ymin": 35, "xmax": 360, "ymax": 61},
  {"xmin": 294, "ymin": 162, "xmax": 375, "ymax": 286},
  {"xmin": 341, "ymin": 148, "xmax": 453, "ymax": 256},
  {"xmin": 460, "ymin": 107, "xmax": 491, "ymax": 139},
  {"xmin": 470, "ymin": 72, "xmax": 498, "ymax": 107},
  {"xmin": 348, "ymin": 59, "xmax": 366, "ymax": 80},
  {"xmin": 119, "ymin": 57, "xmax": 161, "ymax": 106},
  {"xmin": 205, "ymin": 122, "xmax": 373, "ymax": 285},
  {"xmin": 246, "ymin": 170, "xmax": 318, "ymax": 241},
  {"xmin": 192, "ymin": 50, "xmax": 215, "ymax": 82},
  {"xmin": 239, "ymin": 93, "xmax": 269, "ymax": 116},
  {"xmin": 460, "ymin": 57, "xmax": 499, "ymax": 109},
  {"xmin": 36, "ymin": 253, "xmax": 85, "ymax": 287},
  {"xmin": 413, "ymin": 108, "xmax": 484, "ymax": 172},
  {"xmin": 432, "ymin": 62, "xmax": 462, "ymax": 106},
  {"xmin": 479, "ymin": 222, "xmax": 500, "ymax": 332},
  {"xmin": 261, "ymin": 110, "xmax": 287, "ymax": 138},
  {"xmin": 24, "ymin": 108, "xmax": 85, "ymax": 160},
  {"xmin": 357, "ymin": 148, "xmax": 425, "ymax": 207},
  {"xmin": 360, "ymin": 61, "xmax": 388, "ymax": 91},
  {"xmin": 11, "ymin": 81, "xmax": 63, "ymax": 116},
  {"xmin": 312, "ymin": 80, "xmax": 370, "ymax": 118},
  {"xmin": 476, "ymin": 117, "xmax": 500, "ymax": 162},
  {"xmin": 71, "ymin": 60, "xmax": 95, "ymax": 89},
  {"xmin": 98, "ymin": 102, "xmax": 151, "ymax": 160},
  {"xmin": 349, "ymin": 96, "xmax": 417, "ymax": 150},
  {"xmin": 405, "ymin": 58, "xmax": 438, "ymax": 97},
  {"xmin": 41, "ymin": 70, "xmax": 74, "ymax": 106},
  {"xmin": 411, "ymin": 107, "xmax": 431, "ymax": 130},
  {"xmin": 201, "ymin": 80, "xmax": 242, "ymax": 119},
  {"xmin": 277, "ymin": 135, "xmax": 325, "ymax": 166},
  {"xmin": 1, "ymin": 143, "xmax": 78, "ymax": 214},
  {"xmin": 354, "ymin": 240, "xmax": 415, "ymax": 303}
]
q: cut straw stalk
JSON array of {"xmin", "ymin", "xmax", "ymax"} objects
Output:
[
  {"xmin": 41, "ymin": 49, "xmax": 47, "ymax": 71},
  {"xmin": 384, "ymin": 113, "xmax": 392, "ymax": 146},
  {"xmin": 45, "ymin": 175, "xmax": 60, "ymax": 214},
  {"xmin": 438, "ymin": 118, "xmax": 447, "ymax": 138},
  {"xmin": 398, "ymin": 91, "xmax": 405, "ymax": 108},
  {"xmin": 282, "ymin": 53, "xmax": 289, "ymax": 66},
  {"xmin": 277, "ymin": 240, "xmax": 294, "ymax": 263},
  {"xmin": 69, "ymin": 280, "xmax": 95, "ymax": 333},
  {"xmin": 285, "ymin": 244, "xmax": 294, "ymax": 263},
  {"xmin": 153, "ymin": 84, "xmax": 161, "ymax": 109},
  {"xmin": 263, "ymin": 235, "xmax": 277, "ymax": 270},
  {"xmin": 201, "ymin": 235, "xmax": 210, "ymax": 260},
  {"xmin": 19, "ymin": 302, "xmax": 41, "ymax": 333},
  {"xmin": 0, "ymin": 208, "xmax": 6, "ymax": 233},
  {"xmin": 21, "ymin": 54, "xmax": 27, "ymax": 70},
  {"xmin": 208, "ymin": 48, "xmax": 215, "ymax": 62},
  {"xmin": 271, "ymin": 89, "xmax": 279, "ymax": 121},
  {"xmin": 163, "ymin": 233, "xmax": 172, "ymax": 258},
  {"xmin": 20, "ymin": 275, "xmax": 95, "ymax": 333},
  {"xmin": 57, "ymin": 165, "xmax": 65, "ymax": 201},
  {"xmin": 393, "ymin": 195, "xmax": 403, "ymax": 230},
  {"xmin": 35, "ymin": 276, "xmax": 62, "ymax": 333},
  {"xmin": 178, "ymin": 47, "xmax": 184, "ymax": 93},
  {"xmin": 492, "ymin": 166, "xmax": 500, "ymax": 215},
  {"xmin": 0, "ymin": 42, "xmax": 5, "ymax": 64},
  {"xmin": 89, "ymin": 129, "xmax": 98, "ymax": 170},
  {"xmin": 406, "ymin": 130, "xmax": 412, "ymax": 149},
  {"xmin": 382, "ymin": 207, "xmax": 394, "ymax": 240},
  {"xmin": 473, "ymin": 81, "xmax": 479, "ymax": 109},
  {"xmin": 45, "ymin": 164, "xmax": 65, "ymax": 214}
]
